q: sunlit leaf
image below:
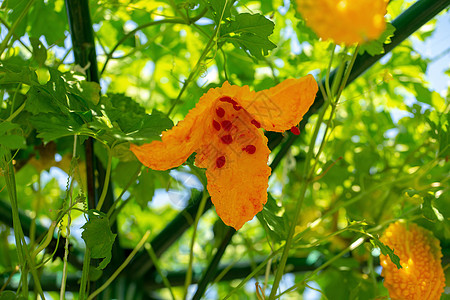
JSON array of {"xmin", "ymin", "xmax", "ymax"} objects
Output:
[{"xmin": 81, "ymin": 210, "xmax": 117, "ymax": 270}]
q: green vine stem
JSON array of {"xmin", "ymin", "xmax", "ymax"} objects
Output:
[
  {"xmin": 100, "ymin": 8, "xmax": 207, "ymax": 75},
  {"xmin": 144, "ymin": 240, "xmax": 176, "ymax": 300},
  {"xmin": 183, "ymin": 191, "xmax": 210, "ymax": 300},
  {"xmin": 223, "ymin": 248, "xmax": 283, "ymax": 300},
  {"xmin": 31, "ymin": 221, "xmax": 57, "ymax": 259},
  {"xmin": 95, "ymin": 142, "xmax": 116, "ymax": 211},
  {"xmin": 7, "ymin": 83, "xmax": 22, "ymax": 121},
  {"xmin": 107, "ymin": 164, "xmax": 142, "ymax": 220},
  {"xmin": 166, "ymin": 1, "xmax": 228, "ymax": 117},
  {"xmin": 0, "ymin": 150, "xmax": 45, "ymax": 299},
  {"xmin": 275, "ymin": 236, "xmax": 367, "ymax": 298},
  {"xmin": 0, "ymin": 150, "xmax": 27, "ymax": 295},
  {"xmin": 168, "ymin": 0, "xmax": 189, "ymax": 24},
  {"xmin": 60, "ymin": 135, "xmax": 78, "ymax": 298},
  {"xmin": 268, "ymin": 45, "xmax": 360, "ymax": 299},
  {"xmin": 324, "ymin": 45, "xmax": 336, "ymax": 99},
  {"xmin": 0, "ymin": 16, "xmax": 32, "ymax": 54},
  {"xmin": 192, "ymin": 227, "xmax": 236, "ymax": 300},
  {"xmin": 79, "ymin": 142, "xmax": 115, "ymax": 298},
  {"xmin": 78, "ymin": 248, "xmax": 91, "ymax": 299},
  {"xmin": 0, "ymin": 0, "xmax": 35, "ymax": 56}
]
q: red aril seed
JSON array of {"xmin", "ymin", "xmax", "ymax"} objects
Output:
[
  {"xmin": 221, "ymin": 134, "xmax": 233, "ymax": 144},
  {"xmin": 213, "ymin": 120, "xmax": 221, "ymax": 131},
  {"xmin": 243, "ymin": 145, "xmax": 256, "ymax": 154},
  {"xmin": 290, "ymin": 126, "xmax": 300, "ymax": 135},
  {"xmin": 216, "ymin": 107, "xmax": 225, "ymax": 118},
  {"xmin": 221, "ymin": 120, "xmax": 232, "ymax": 131},
  {"xmin": 251, "ymin": 119, "xmax": 261, "ymax": 128},
  {"xmin": 219, "ymin": 96, "xmax": 241, "ymax": 111},
  {"xmin": 219, "ymin": 96, "xmax": 238, "ymax": 106},
  {"xmin": 216, "ymin": 156, "xmax": 226, "ymax": 168}
]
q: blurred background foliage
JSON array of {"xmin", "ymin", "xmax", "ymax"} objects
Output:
[{"xmin": 0, "ymin": 0, "xmax": 449, "ymax": 299}]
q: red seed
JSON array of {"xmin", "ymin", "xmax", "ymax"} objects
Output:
[
  {"xmin": 221, "ymin": 120, "xmax": 232, "ymax": 131},
  {"xmin": 213, "ymin": 120, "xmax": 221, "ymax": 131},
  {"xmin": 290, "ymin": 126, "xmax": 300, "ymax": 135},
  {"xmin": 219, "ymin": 96, "xmax": 241, "ymax": 111},
  {"xmin": 219, "ymin": 96, "xmax": 238, "ymax": 106},
  {"xmin": 251, "ymin": 119, "xmax": 261, "ymax": 128},
  {"xmin": 216, "ymin": 107, "xmax": 225, "ymax": 118},
  {"xmin": 216, "ymin": 156, "xmax": 226, "ymax": 168},
  {"xmin": 220, "ymin": 134, "xmax": 233, "ymax": 144},
  {"xmin": 243, "ymin": 145, "xmax": 256, "ymax": 154}
]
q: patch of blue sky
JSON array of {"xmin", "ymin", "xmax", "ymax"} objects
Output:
[
  {"xmin": 40, "ymin": 166, "xmax": 70, "ymax": 191},
  {"xmin": 411, "ymin": 13, "xmax": 450, "ymax": 95},
  {"xmin": 124, "ymin": 20, "xmax": 138, "ymax": 32},
  {"xmin": 277, "ymin": 0, "xmax": 290, "ymax": 16},
  {"xmin": 142, "ymin": 61, "xmax": 155, "ymax": 78},
  {"xmin": 279, "ymin": 20, "xmax": 303, "ymax": 55},
  {"xmin": 268, "ymin": 179, "xmax": 283, "ymax": 197},
  {"xmin": 1, "ymin": 24, "xmax": 8, "ymax": 41},
  {"xmin": 150, "ymin": 167, "xmax": 203, "ymax": 210},
  {"xmin": 151, "ymin": 188, "xmax": 189, "ymax": 209},
  {"xmin": 197, "ymin": 65, "xmax": 219, "ymax": 87},
  {"xmin": 379, "ymin": 52, "xmax": 392, "ymax": 65},
  {"xmin": 70, "ymin": 214, "xmax": 87, "ymax": 246},
  {"xmin": 244, "ymin": 274, "xmax": 297, "ymax": 299},
  {"xmin": 100, "ymin": 77, "xmax": 111, "ymax": 94},
  {"xmin": 170, "ymin": 168, "xmax": 204, "ymax": 191},
  {"xmin": 196, "ymin": 17, "xmax": 214, "ymax": 26},
  {"xmin": 384, "ymin": 128, "xmax": 399, "ymax": 139},
  {"xmin": 303, "ymin": 281, "xmax": 323, "ymax": 300},
  {"xmin": 123, "ymin": 20, "xmax": 148, "ymax": 45}
]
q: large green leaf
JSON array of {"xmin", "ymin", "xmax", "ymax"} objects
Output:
[
  {"xmin": 81, "ymin": 210, "xmax": 117, "ymax": 270},
  {"xmin": 221, "ymin": 13, "xmax": 276, "ymax": 60}
]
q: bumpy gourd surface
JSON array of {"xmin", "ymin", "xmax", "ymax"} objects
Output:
[
  {"xmin": 131, "ymin": 76, "xmax": 318, "ymax": 229},
  {"xmin": 296, "ymin": 0, "xmax": 388, "ymax": 44},
  {"xmin": 380, "ymin": 222, "xmax": 445, "ymax": 300}
]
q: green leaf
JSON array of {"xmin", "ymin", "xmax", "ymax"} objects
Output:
[
  {"xmin": 133, "ymin": 169, "xmax": 156, "ymax": 209},
  {"xmin": 0, "ymin": 134, "xmax": 26, "ymax": 149},
  {"xmin": 3, "ymin": 0, "xmax": 29, "ymax": 37},
  {"xmin": 359, "ymin": 23, "xmax": 396, "ymax": 56},
  {"xmin": 28, "ymin": 1, "xmax": 67, "ymax": 46},
  {"xmin": 0, "ymin": 290, "xmax": 27, "ymax": 300},
  {"xmin": 30, "ymin": 37, "xmax": 47, "ymax": 66},
  {"xmin": 426, "ymin": 112, "xmax": 449, "ymax": 158},
  {"xmin": 221, "ymin": 13, "xmax": 276, "ymax": 60},
  {"xmin": 96, "ymin": 94, "xmax": 173, "ymax": 144},
  {"xmin": 0, "ymin": 121, "xmax": 26, "ymax": 150},
  {"xmin": 127, "ymin": 110, "xmax": 174, "ymax": 143},
  {"xmin": 25, "ymin": 86, "xmax": 59, "ymax": 114},
  {"xmin": 207, "ymin": 0, "xmax": 232, "ymax": 24},
  {"xmin": 24, "ymin": 68, "xmax": 75, "ymax": 115},
  {"xmin": 371, "ymin": 238, "xmax": 402, "ymax": 269},
  {"xmin": 30, "ymin": 113, "xmax": 84, "ymax": 142},
  {"xmin": 0, "ymin": 121, "xmax": 19, "ymax": 135},
  {"xmin": 81, "ymin": 210, "xmax": 117, "ymax": 270},
  {"xmin": 421, "ymin": 194, "xmax": 444, "ymax": 222},
  {"xmin": 256, "ymin": 193, "xmax": 288, "ymax": 242},
  {"xmin": 79, "ymin": 81, "xmax": 101, "ymax": 105},
  {"xmin": 0, "ymin": 60, "xmax": 38, "ymax": 86},
  {"xmin": 405, "ymin": 188, "xmax": 420, "ymax": 197},
  {"xmin": 413, "ymin": 83, "xmax": 432, "ymax": 105}
]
